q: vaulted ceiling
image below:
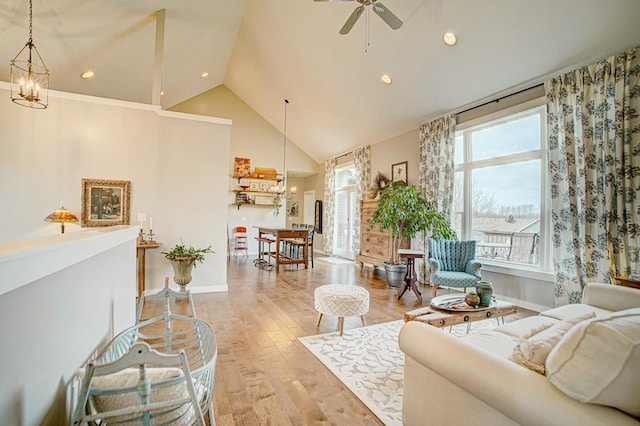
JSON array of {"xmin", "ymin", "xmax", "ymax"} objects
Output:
[{"xmin": 2, "ymin": 0, "xmax": 640, "ymax": 162}]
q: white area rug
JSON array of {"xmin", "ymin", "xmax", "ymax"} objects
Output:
[
  {"xmin": 317, "ymin": 256, "xmax": 354, "ymax": 265},
  {"xmin": 298, "ymin": 319, "xmax": 499, "ymax": 425}
]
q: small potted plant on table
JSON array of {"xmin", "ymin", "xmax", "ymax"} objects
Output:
[
  {"xmin": 369, "ymin": 181, "xmax": 456, "ymax": 287},
  {"xmin": 162, "ymin": 242, "xmax": 213, "ymax": 289}
]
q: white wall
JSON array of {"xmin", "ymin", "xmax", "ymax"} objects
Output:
[
  {"xmin": 371, "ymin": 129, "xmax": 420, "ymax": 186},
  {"xmin": 0, "ymin": 227, "xmax": 137, "ymax": 425},
  {"xmin": 171, "ymin": 85, "xmax": 320, "ymax": 255},
  {"xmin": 0, "ymin": 84, "xmax": 231, "ymax": 294}
]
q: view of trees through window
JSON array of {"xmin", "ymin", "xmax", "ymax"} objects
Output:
[{"xmin": 452, "ymin": 105, "xmax": 546, "ymax": 267}]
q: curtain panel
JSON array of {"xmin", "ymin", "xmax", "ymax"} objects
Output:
[
  {"xmin": 546, "ymin": 46, "xmax": 640, "ymax": 306},
  {"xmin": 418, "ymin": 115, "xmax": 456, "ymax": 214},
  {"xmin": 418, "ymin": 115, "xmax": 456, "ymax": 281},
  {"xmin": 353, "ymin": 145, "xmax": 371, "ymax": 254},
  {"xmin": 323, "ymin": 158, "xmax": 337, "ymax": 255}
]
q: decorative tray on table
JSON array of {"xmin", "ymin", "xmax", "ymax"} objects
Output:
[{"xmin": 430, "ymin": 293, "xmax": 496, "ymax": 312}]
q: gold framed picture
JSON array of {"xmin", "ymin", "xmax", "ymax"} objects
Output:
[{"xmin": 81, "ymin": 178, "xmax": 131, "ymax": 227}]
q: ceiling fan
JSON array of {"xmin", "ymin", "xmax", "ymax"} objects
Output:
[{"xmin": 314, "ymin": 0, "xmax": 403, "ymax": 35}]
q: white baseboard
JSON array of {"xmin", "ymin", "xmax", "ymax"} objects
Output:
[{"xmin": 494, "ymin": 294, "xmax": 550, "ymax": 313}]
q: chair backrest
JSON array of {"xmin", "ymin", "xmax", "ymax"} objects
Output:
[
  {"xmin": 428, "ymin": 239, "xmax": 477, "ymax": 272},
  {"xmin": 306, "ymin": 225, "xmax": 315, "ymax": 245},
  {"xmin": 507, "ymin": 232, "xmax": 538, "ymax": 263},
  {"xmin": 73, "ymin": 342, "xmax": 205, "ymax": 425}
]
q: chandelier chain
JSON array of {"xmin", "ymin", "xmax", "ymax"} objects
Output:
[{"xmin": 28, "ymin": 0, "xmax": 33, "ymax": 44}]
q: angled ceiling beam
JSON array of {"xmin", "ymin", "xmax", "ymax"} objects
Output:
[{"xmin": 152, "ymin": 9, "xmax": 165, "ymax": 106}]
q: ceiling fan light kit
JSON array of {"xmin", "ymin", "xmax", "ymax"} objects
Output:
[{"xmin": 315, "ymin": 0, "xmax": 403, "ymax": 35}]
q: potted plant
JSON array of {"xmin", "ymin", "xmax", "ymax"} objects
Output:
[
  {"xmin": 369, "ymin": 181, "xmax": 456, "ymax": 287},
  {"xmin": 162, "ymin": 242, "xmax": 213, "ymax": 289}
]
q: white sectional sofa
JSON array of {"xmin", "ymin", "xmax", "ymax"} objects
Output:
[{"xmin": 399, "ymin": 283, "xmax": 640, "ymax": 426}]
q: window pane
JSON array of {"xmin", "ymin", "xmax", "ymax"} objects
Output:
[
  {"xmin": 454, "ymin": 134, "xmax": 463, "ymax": 165},
  {"xmin": 451, "ymin": 171, "xmax": 463, "ymax": 237},
  {"xmin": 471, "ymin": 160, "xmax": 540, "ymax": 265},
  {"xmin": 470, "ymin": 113, "xmax": 540, "ymax": 161},
  {"xmin": 335, "ymin": 166, "xmax": 356, "ymax": 188},
  {"xmin": 334, "ymin": 191, "xmax": 349, "ymax": 251}
]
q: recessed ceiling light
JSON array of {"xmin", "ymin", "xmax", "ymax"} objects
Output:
[
  {"xmin": 81, "ymin": 70, "xmax": 95, "ymax": 79},
  {"xmin": 200, "ymin": 72, "xmax": 209, "ymax": 78},
  {"xmin": 381, "ymin": 74, "xmax": 392, "ymax": 85},
  {"xmin": 160, "ymin": 91, "xmax": 165, "ymax": 96},
  {"xmin": 443, "ymin": 32, "xmax": 457, "ymax": 46}
]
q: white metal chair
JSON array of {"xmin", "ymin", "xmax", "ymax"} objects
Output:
[
  {"xmin": 77, "ymin": 312, "xmax": 217, "ymax": 424},
  {"xmin": 72, "ymin": 342, "xmax": 205, "ymax": 425}
]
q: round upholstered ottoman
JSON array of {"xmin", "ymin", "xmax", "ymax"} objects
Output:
[{"xmin": 314, "ymin": 284, "xmax": 370, "ymax": 336}]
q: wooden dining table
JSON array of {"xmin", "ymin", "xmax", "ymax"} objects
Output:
[{"xmin": 257, "ymin": 227, "xmax": 309, "ymax": 272}]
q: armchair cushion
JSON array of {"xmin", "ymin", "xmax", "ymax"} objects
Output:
[{"xmin": 428, "ymin": 239, "xmax": 482, "ymax": 289}]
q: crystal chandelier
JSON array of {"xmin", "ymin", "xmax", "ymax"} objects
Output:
[
  {"xmin": 10, "ymin": 0, "xmax": 49, "ymax": 109},
  {"xmin": 271, "ymin": 99, "xmax": 297, "ymax": 201}
]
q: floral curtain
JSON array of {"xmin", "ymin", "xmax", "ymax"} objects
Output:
[
  {"xmin": 418, "ymin": 115, "xmax": 456, "ymax": 281},
  {"xmin": 323, "ymin": 158, "xmax": 337, "ymax": 255},
  {"xmin": 353, "ymin": 145, "xmax": 371, "ymax": 254},
  {"xmin": 546, "ymin": 46, "xmax": 640, "ymax": 306}
]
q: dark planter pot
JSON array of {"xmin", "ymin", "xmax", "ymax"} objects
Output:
[{"xmin": 383, "ymin": 262, "xmax": 407, "ymax": 288}]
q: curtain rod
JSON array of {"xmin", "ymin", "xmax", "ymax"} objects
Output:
[{"xmin": 455, "ymin": 84, "xmax": 544, "ymax": 116}]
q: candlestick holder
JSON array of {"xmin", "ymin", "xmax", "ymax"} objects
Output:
[
  {"xmin": 147, "ymin": 230, "xmax": 156, "ymax": 244},
  {"xmin": 138, "ymin": 228, "xmax": 148, "ymax": 245}
]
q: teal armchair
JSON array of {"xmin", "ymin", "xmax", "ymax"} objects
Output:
[{"xmin": 428, "ymin": 239, "xmax": 482, "ymax": 297}]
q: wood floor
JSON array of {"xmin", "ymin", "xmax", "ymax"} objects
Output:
[{"xmin": 161, "ymin": 255, "xmax": 536, "ymax": 425}]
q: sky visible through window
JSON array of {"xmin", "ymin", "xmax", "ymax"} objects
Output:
[{"xmin": 456, "ymin": 113, "xmax": 542, "ymax": 211}]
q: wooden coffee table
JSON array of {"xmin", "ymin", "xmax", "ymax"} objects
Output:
[{"xmin": 404, "ymin": 296, "xmax": 517, "ymax": 333}]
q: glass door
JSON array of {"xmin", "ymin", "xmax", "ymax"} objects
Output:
[{"xmin": 333, "ymin": 164, "xmax": 357, "ymax": 259}]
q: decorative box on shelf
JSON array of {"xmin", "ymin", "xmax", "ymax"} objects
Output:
[{"xmin": 234, "ymin": 157, "xmax": 251, "ymax": 178}]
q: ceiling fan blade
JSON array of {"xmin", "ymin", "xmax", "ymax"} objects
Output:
[
  {"xmin": 339, "ymin": 5, "xmax": 365, "ymax": 35},
  {"xmin": 372, "ymin": 2, "xmax": 403, "ymax": 30}
]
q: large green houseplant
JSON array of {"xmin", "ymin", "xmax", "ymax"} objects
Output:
[
  {"xmin": 369, "ymin": 181, "xmax": 456, "ymax": 286},
  {"xmin": 162, "ymin": 242, "xmax": 213, "ymax": 289}
]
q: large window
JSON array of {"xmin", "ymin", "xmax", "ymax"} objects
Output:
[{"xmin": 452, "ymin": 101, "xmax": 548, "ymax": 271}]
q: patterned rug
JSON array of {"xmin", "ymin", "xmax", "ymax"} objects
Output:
[{"xmin": 298, "ymin": 319, "xmax": 499, "ymax": 425}]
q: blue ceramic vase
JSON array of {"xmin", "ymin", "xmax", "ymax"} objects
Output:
[{"xmin": 476, "ymin": 281, "xmax": 494, "ymax": 307}]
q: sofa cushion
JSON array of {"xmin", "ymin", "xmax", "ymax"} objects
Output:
[
  {"xmin": 492, "ymin": 316, "xmax": 558, "ymax": 340},
  {"xmin": 462, "ymin": 329, "xmax": 521, "ymax": 359},
  {"xmin": 509, "ymin": 312, "xmax": 595, "ymax": 374},
  {"xmin": 546, "ymin": 308, "xmax": 640, "ymax": 417},
  {"xmin": 540, "ymin": 303, "xmax": 611, "ymax": 321}
]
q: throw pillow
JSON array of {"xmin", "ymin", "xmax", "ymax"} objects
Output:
[
  {"xmin": 509, "ymin": 312, "xmax": 595, "ymax": 374},
  {"xmin": 77, "ymin": 367, "xmax": 195, "ymax": 424},
  {"xmin": 546, "ymin": 308, "xmax": 640, "ymax": 417}
]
